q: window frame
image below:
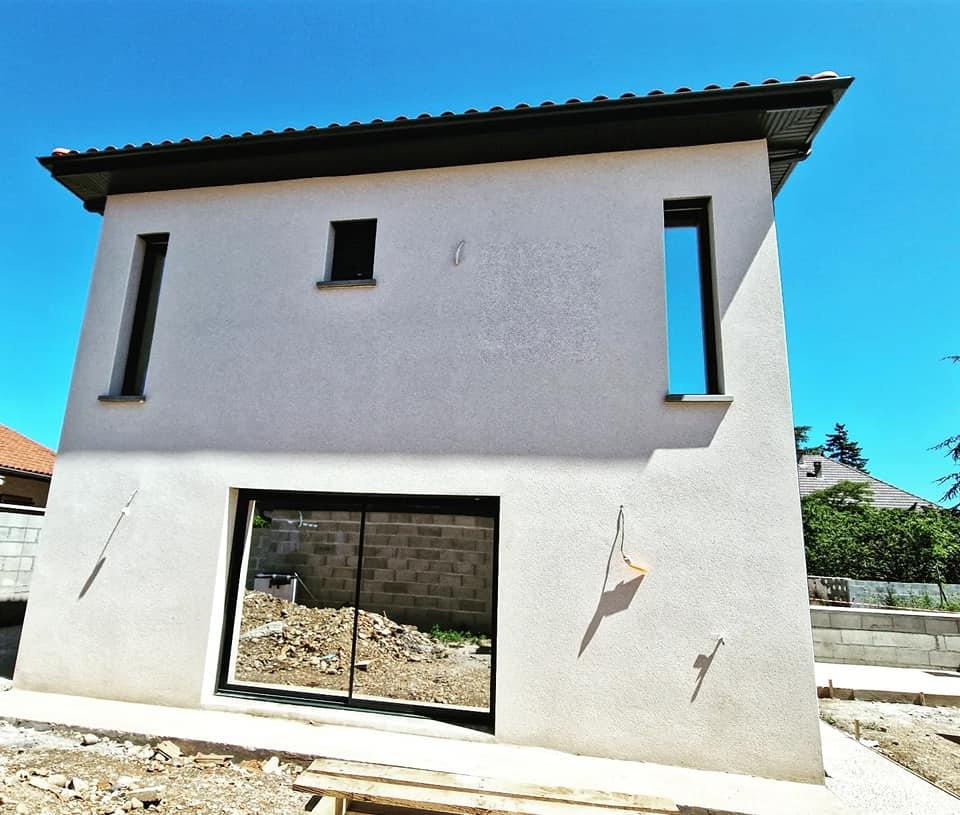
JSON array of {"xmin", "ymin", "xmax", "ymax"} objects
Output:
[
  {"xmin": 663, "ymin": 198, "xmax": 722, "ymax": 396},
  {"xmin": 216, "ymin": 488, "xmax": 500, "ymax": 729},
  {"xmin": 327, "ymin": 218, "xmax": 378, "ymax": 283}
]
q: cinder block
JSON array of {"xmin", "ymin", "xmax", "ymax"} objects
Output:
[
  {"xmin": 859, "ymin": 614, "xmax": 894, "ymax": 630},
  {"xmin": 829, "ymin": 612, "xmax": 863, "ymax": 629},
  {"xmin": 925, "ymin": 618, "xmax": 960, "ymax": 635},
  {"xmin": 439, "ymin": 574, "xmax": 462, "ymax": 588},
  {"xmin": 809, "ymin": 609, "xmax": 832, "ymax": 627},
  {"xmin": 812, "ymin": 629, "xmax": 843, "ymax": 644},
  {"xmin": 840, "ymin": 629, "xmax": 876, "ymax": 646},
  {"xmin": 893, "ymin": 648, "xmax": 932, "ymax": 667},
  {"xmin": 881, "ymin": 632, "xmax": 937, "ymax": 649},
  {"xmin": 927, "ymin": 651, "xmax": 960, "ymax": 669}
]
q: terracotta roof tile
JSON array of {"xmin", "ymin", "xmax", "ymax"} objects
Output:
[
  {"xmin": 45, "ymin": 71, "xmax": 841, "ymax": 159},
  {"xmin": 0, "ymin": 425, "xmax": 55, "ymax": 477}
]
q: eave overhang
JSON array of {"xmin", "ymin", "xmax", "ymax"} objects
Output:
[{"xmin": 38, "ymin": 75, "xmax": 853, "ymax": 214}]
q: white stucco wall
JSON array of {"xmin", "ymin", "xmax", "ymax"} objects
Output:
[{"xmin": 16, "ymin": 141, "xmax": 821, "ymax": 782}]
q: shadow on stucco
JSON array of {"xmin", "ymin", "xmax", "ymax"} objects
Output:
[
  {"xmin": 77, "ymin": 491, "xmax": 137, "ymax": 600},
  {"xmin": 690, "ymin": 636, "xmax": 724, "ymax": 702},
  {"xmin": 578, "ymin": 507, "xmax": 645, "ymax": 657}
]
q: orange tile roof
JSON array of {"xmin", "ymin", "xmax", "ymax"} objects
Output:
[{"xmin": 0, "ymin": 424, "xmax": 55, "ymax": 477}]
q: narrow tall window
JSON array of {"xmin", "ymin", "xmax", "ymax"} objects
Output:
[
  {"xmin": 121, "ymin": 234, "xmax": 168, "ymax": 396},
  {"xmin": 663, "ymin": 199, "xmax": 720, "ymax": 395},
  {"xmin": 329, "ymin": 219, "xmax": 377, "ymax": 281}
]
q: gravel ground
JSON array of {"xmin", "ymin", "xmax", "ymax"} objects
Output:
[
  {"xmin": 0, "ymin": 719, "xmax": 312, "ymax": 815},
  {"xmin": 820, "ymin": 698, "xmax": 960, "ymax": 798}
]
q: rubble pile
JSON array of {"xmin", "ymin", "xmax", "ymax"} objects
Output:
[
  {"xmin": 236, "ymin": 592, "xmax": 446, "ymax": 677},
  {"xmin": 0, "ymin": 724, "xmax": 303, "ymax": 815}
]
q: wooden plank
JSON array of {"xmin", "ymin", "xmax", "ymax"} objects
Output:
[
  {"xmin": 296, "ymin": 759, "xmax": 677, "ymax": 814},
  {"xmin": 305, "ymin": 795, "xmax": 350, "ymax": 815},
  {"xmin": 294, "ymin": 772, "xmax": 678, "ymax": 815}
]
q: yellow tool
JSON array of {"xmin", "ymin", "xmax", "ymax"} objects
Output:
[{"xmin": 617, "ymin": 505, "xmax": 650, "ymax": 575}]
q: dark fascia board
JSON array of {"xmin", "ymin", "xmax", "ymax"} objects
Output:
[
  {"xmin": 38, "ymin": 77, "xmax": 853, "ymax": 214},
  {"xmin": 0, "ymin": 465, "xmax": 52, "ymax": 483}
]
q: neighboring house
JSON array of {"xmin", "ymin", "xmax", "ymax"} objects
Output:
[
  {"xmin": 0, "ymin": 425, "xmax": 54, "ymax": 611},
  {"xmin": 798, "ymin": 453, "xmax": 935, "ymax": 509},
  {"xmin": 0, "ymin": 424, "xmax": 55, "ymax": 508},
  {"xmin": 18, "ymin": 71, "xmax": 850, "ymax": 784}
]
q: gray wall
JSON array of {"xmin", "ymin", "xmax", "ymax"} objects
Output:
[
  {"xmin": 247, "ymin": 510, "xmax": 494, "ymax": 634},
  {"xmin": 16, "ymin": 141, "xmax": 822, "ymax": 782},
  {"xmin": 811, "ymin": 606, "xmax": 960, "ymax": 670},
  {"xmin": 0, "ymin": 509, "xmax": 42, "ymax": 601},
  {"xmin": 809, "ymin": 575, "xmax": 960, "ymax": 606}
]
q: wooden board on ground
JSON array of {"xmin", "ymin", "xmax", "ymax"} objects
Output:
[{"xmin": 294, "ymin": 758, "xmax": 678, "ymax": 815}]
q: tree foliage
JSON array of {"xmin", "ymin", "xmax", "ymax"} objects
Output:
[
  {"xmin": 794, "ymin": 425, "xmax": 822, "ymax": 457},
  {"xmin": 933, "ymin": 355, "xmax": 960, "ymax": 508},
  {"xmin": 823, "ymin": 422, "xmax": 869, "ymax": 472},
  {"xmin": 803, "ymin": 481, "xmax": 960, "ymax": 583}
]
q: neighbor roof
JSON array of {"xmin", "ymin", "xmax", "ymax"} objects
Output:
[
  {"xmin": 798, "ymin": 454, "xmax": 935, "ymax": 510},
  {"xmin": 39, "ymin": 71, "xmax": 852, "ymax": 214},
  {"xmin": 0, "ymin": 425, "xmax": 55, "ymax": 478}
]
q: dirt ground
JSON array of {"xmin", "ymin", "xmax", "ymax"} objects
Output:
[
  {"xmin": 0, "ymin": 719, "xmax": 312, "ymax": 815},
  {"xmin": 820, "ymin": 698, "xmax": 960, "ymax": 797},
  {"xmin": 235, "ymin": 593, "xmax": 491, "ymax": 709}
]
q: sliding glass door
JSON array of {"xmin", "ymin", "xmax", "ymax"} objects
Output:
[{"xmin": 218, "ymin": 491, "xmax": 498, "ymax": 727}]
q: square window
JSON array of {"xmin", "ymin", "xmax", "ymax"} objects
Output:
[{"xmin": 329, "ymin": 219, "xmax": 377, "ymax": 281}]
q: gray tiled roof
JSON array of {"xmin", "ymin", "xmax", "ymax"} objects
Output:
[{"xmin": 797, "ymin": 454, "xmax": 936, "ymax": 509}]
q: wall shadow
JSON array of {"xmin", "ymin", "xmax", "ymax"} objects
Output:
[
  {"xmin": 690, "ymin": 637, "xmax": 724, "ymax": 702},
  {"xmin": 77, "ymin": 490, "xmax": 137, "ymax": 600},
  {"xmin": 579, "ymin": 507, "xmax": 646, "ymax": 657}
]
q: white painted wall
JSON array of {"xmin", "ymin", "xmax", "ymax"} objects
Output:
[{"xmin": 16, "ymin": 141, "xmax": 822, "ymax": 782}]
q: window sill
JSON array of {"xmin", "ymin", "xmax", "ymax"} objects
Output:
[
  {"xmin": 98, "ymin": 394, "xmax": 146, "ymax": 404},
  {"xmin": 665, "ymin": 393, "xmax": 733, "ymax": 403},
  {"xmin": 315, "ymin": 278, "xmax": 377, "ymax": 290}
]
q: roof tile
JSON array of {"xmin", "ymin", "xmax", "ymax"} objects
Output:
[{"xmin": 0, "ymin": 425, "xmax": 55, "ymax": 477}]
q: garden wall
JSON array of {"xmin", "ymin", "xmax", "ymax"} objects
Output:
[
  {"xmin": 246, "ymin": 510, "xmax": 493, "ymax": 634},
  {"xmin": 0, "ymin": 509, "xmax": 42, "ymax": 602},
  {"xmin": 811, "ymin": 605, "xmax": 960, "ymax": 670},
  {"xmin": 809, "ymin": 575, "xmax": 960, "ymax": 607}
]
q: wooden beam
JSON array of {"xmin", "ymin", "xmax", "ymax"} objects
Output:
[{"xmin": 294, "ymin": 759, "xmax": 677, "ymax": 815}]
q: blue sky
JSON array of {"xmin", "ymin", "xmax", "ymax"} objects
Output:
[{"xmin": 1, "ymin": 1, "xmax": 957, "ymax": 503}]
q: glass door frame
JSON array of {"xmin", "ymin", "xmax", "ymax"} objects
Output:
[{"xmin": 216, "ymin": 488, "xmax": 499, "ymax": 729}]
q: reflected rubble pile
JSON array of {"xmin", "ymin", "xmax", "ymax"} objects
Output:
[{"xmin": 234, "ymin": 592, "xmax": 491, "ymax": 708}]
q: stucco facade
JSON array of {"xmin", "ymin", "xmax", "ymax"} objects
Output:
[{"xmin": 18, "ymin": 141, "xmax": 822, "ymax": 781}]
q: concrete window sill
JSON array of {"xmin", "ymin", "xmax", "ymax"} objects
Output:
[
  {"xmin": 665, "ymin": 393, "xmax": 733, "ymax": 404},
  {"xmin": 315, "ymin": 278, "xmax": 377, "ymax": 290},
  {"xmin": 98, "ymin": 394, "xmax": 146, "ymax": 404}
]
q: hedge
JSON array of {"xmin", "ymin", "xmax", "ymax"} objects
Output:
[{"xmin": 802, "ymin": 481, "xmax": 960, "ymax": 583}]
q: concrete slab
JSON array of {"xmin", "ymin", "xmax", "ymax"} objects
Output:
[
  {"xmin": 816, "ymin": 661, "xmax": 960, "ymax": 705},
  {"xmin": 821, "ymin": 722, "xmax": 960, "ymax": 814},
  {"xmin": 0, "ymin": 688, "xmax": 852, "ymax": 815}
]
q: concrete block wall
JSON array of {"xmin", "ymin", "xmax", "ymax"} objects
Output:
[
  {"xmin": 0, "ymin": 511, "xmax": 43, "ymax": 601},
  {"xmin": 809, "ymin": 575, "xmax": 960, "ymax": 606},
  {"xmin": 246, "ymin": 510, "xmax": 493, "ymax": 633},
  {"xmin": 811, "ymin": 606, "xmax": 960, "ymax": 670}
]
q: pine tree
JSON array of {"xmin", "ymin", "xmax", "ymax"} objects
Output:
[
  {"xmin": 823, "ymin": 423, "xmax": 869, "ymax": 472},
  {"xmin": 795, "ymin": 425, "xmax": 823, "ymax": 458},
  {"xmin": 933, "ymin": 356, "xmax": 960, "ymax": 507}
]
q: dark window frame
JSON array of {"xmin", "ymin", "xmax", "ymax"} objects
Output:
[
  {"xmin": 119, "ymin": 234, "xmax": 169, "ymax": 396},
  {"xmin": 328, "ymin": 219, "xmax": 377, "ymax": 282},
  {"xmin": 663, "ymin": 198, "xmax": 722, "ymax": 395},
  {"xmin": 217, "ymin": 489, "xmax": 499, "ymax": 730}
]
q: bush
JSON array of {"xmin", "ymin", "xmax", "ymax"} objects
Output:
[{"xmin": 803, "ymin": 481, "xmax": 960, "ymax": 583}]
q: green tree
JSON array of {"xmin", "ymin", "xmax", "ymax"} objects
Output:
[
  {"xmin": 933, "ymin": 356, "xmax": 960, "ymax": 508},
  {"xmin": 794, "ymin": 425, "xmax": 823, "ymax": 458},
  {"xmin": 823, "ymin": 423, "xmax": 869, "ymax": 472},
  {"xmin": 802, "ymin": 482, "xmax": 960, "ymax": 590}
]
